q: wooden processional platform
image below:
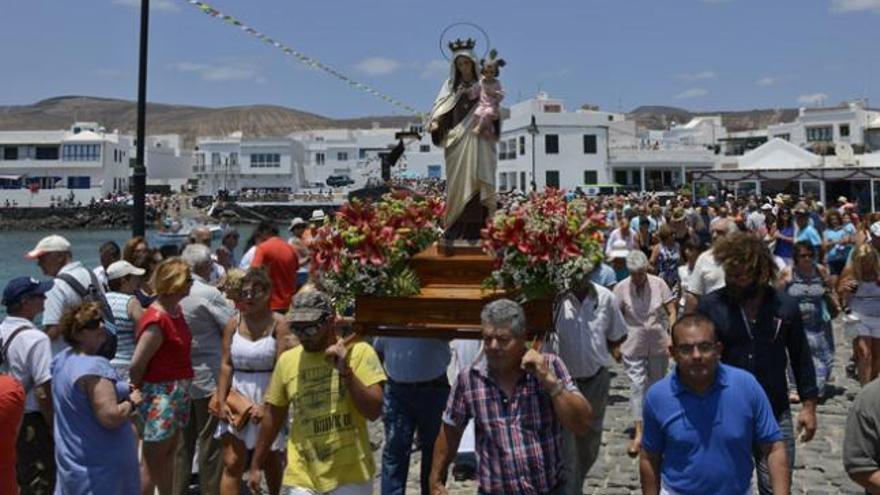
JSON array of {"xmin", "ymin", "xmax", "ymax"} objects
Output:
[{"xmin": 353, "ymin": 243, "xmax": 552, "ymax": 339}]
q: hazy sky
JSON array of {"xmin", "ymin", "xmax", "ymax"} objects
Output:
[{"xmin": 3, "ymin": 0, "xmax": 879, "ymax": 118}]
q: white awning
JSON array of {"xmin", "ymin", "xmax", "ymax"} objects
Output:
[{"xmin": 0, "ymin": 175, "xmax": 23, "ymax": 180}]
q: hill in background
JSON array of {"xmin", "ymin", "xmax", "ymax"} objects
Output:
[{"xmin": 0, "ymin": 96, "xmax": 801, "ymax": 148}]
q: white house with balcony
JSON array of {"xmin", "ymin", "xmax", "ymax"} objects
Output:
[
  {"xmin": 766, "ymin": 100, "xmax": 880, "ymax": 154},
  {"xmin": 194, "ymin": 133, "xmax": 306, "ymax": 196},
  {"xmin": 0, "ymin": 122, "xmax": 132, "ymax": 206},
  {"xmin": 291, "ymin": 125, "xmax": 444, "ymax": 187}
]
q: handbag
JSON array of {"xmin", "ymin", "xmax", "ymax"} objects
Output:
[{"xmin": 224, "ymin": 388, "xmax": 255, "ymax": 431}]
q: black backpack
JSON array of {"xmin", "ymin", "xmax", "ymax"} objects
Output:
[{"xmin": 57, "ymin": 270, "xmax": 118, "ymax": 360}]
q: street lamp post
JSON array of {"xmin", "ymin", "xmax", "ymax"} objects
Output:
[
  {"xmin": 132, "ymin": 0, "xmax": 150, "ymax": 237},
  {"xmin": 527, "ymin": 115, "xmax": 539, "ymax": 191}
]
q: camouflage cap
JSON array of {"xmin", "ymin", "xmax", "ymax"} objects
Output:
[{"xmin": 286, "ymin": 289, "xmax": 334, "ymax": 323}]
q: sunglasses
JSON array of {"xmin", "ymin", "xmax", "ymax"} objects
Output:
[
  {"xmin": 82, "ymin": 318, "xmax": 103, "ymax": 330},
  {"xmin": 240, "ymin": 288, "xmax": 265, "ymax": 300},
  {"xmin": 291, "ymin": 316, "xmax": 329, "ymax": 337}
]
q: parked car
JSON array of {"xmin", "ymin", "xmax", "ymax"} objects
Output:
[{"xmin": 326, "ymin": 175, "xmax": 355, "ymax": 187}]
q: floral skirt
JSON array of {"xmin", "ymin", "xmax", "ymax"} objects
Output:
[{"xmin": 136, "ymin": 379, "xmax": 191, "ymax": 443}]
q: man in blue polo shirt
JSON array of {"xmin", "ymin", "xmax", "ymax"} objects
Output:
[{"xmin": 639, "ymin": 314, "xmax": 789, "ymax": 495}]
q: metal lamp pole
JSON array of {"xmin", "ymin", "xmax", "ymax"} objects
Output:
[
  {"xmin": 132, "ymin": 0, "xmax": 150, "ymax": 237},
  {"xmin": 527, "ymin": 115, "xmax": 539, "ymax": 191}
]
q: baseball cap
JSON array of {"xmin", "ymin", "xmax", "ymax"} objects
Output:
[
  {"xmin": 26, "ymin": 235, "xmax": 71, "ymax": 259},
  {"xmin": 2, "ymin": 277, "xmax": 54, "ymax": 307},
  {"xmin": 870, "ymin": 221, "xmax": 880, "ymax": 239},
  {"xmin": 761, "ymin": 203, "xmax": 773, "ymax": 211},
  {"xmin": 288, "ymin": 217, "xmax": 307, "ymax": 231},
  {"xmin": 106, "ymin": 260, "xmax": 146, "ymax": 281},
  {"xmin": 608, "ymin": 240, "xmax": 631, "ymax": 260},
  {"xmin": 286, "ymin": 290, "xmax": 334, "ymax": 324}
]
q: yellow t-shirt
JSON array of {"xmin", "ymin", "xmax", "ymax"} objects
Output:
[{"xmin": 265, "ymin": 341, "xmax": 387, "ymax": 492}]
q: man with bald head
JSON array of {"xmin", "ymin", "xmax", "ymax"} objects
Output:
[
  {"xmin": 188, "ymin": 226, "xmax": 225, "ymax": 284},
  {"xmin": 684, "ymin": 216, "xmax": 738, "ymax": 313}
]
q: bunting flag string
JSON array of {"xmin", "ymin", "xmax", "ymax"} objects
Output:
[{"xmin": 184, "ymin": 0, "xmax": 423, "ymax": 117}]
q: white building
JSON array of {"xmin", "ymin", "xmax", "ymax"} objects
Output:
[
  {"xmin": 767, "ymin": 100, "xmax": 880, "ymax": 153},
  {"xmin": 0, "ymin": 122, "xmax": 133, "ymax": 206},
  {"xmin": 497, "ymin": 93, "xmax": 718, "ymax": 192},
  {"xmin": 497, "ymin": 93, "xmax": 621, "ymax": 191},
  {"xmin": 291, "ymin": 125, "xmax": 444, "ymax": 187},
  {"xmin": 194, "ymin": 133, "xmax": 307, "ymax": 196}
]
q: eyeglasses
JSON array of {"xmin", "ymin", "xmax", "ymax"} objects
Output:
[
  {"xmin": 674, "ymin": 341, "xmax": 716, "ymax": 355},
  {"xmin": 796, "ymin": 252, "xmax": 813, "ymax": 259}
]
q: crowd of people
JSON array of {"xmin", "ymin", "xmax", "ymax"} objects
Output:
[{"xmin": 1, "ymin": 190, "xmax": 880, "ymax": 494}]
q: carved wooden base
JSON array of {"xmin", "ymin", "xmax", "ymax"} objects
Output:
[{"xmin": 354, "ymin": 243, "xmax": 551, "ymax": 339}]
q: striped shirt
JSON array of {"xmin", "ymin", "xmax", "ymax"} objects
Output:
[
  {"xmin": 106, "ymin": 292, "xmax": 136, "ymax": 367},
  {"xmin": 443, "ymin": 353, "xmax": 578, "ymax": 495}
]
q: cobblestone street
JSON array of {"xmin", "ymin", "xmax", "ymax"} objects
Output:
[{"xmin": 370, "ymin": 322, "xmax": 867, "ymax": 494}]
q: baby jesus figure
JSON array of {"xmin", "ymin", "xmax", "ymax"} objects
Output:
[{"xmin": 468, "ymin": 50, "xmax": 506, "ymax": 140}]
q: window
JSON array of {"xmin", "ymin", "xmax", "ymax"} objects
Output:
[
  {"xmin": 520, "ymin": 172, "xmax": 527, "ymax": 191},
  {"xmin": 316, "ymin": 152, "xmax": 325, "ymax": 165},
  {"xmin": 583, "ymin": 135, "xmax": 597, "ymax": 154},
  {"xmin": 359, "ymin": 149, "xmax": 367, "ymax": 159},
  {"xmin": 337, "ymin": 152, "xmax": 348, "ymax": 161},
  {"xmin": 545, "ymin": 134, "xmax": 559, "ymax": 154},
  {"xmin": 498, "ymin": 141, "xmax": 508, "ymax": 160},
  {"xmin": 61, "ymin": 144, "xmax": 100, "ymax": 161},
  {"xmin": 583, "ymin": 171, "xmax": 598, "ymax": 184},
  {"xmin": 4, "ymin": 147, "xmax": 19, "ymax": 160},
  {"xmin": 546, "ymin": 170, "xmax": 560, "ymax": 188},
  {"xmin": 36, "ymin": 146, "xmax": 59, "ymax": 160},
  {"xmin": 774, "ymin": 134, "xmax": 791, "ymax": 141},
  {"xmin": 67, "ymin": 176, "xmax": 91, "ymax": 189},
  {"xmin": 230, "ymin": 152, "xmax": 238, "ymax": 165},
  {"xmin": 614, "ymin": 170, "xmax": 629, "ymax": 185},
  {"xmin": 806, "ymin": 126, "xmax": 833, "ymax": 142},
  {"xmin": 519, "ymin": 136, "xmax": 525, "ymax": 155},
  {"xmin": 543, "ymin": 104, "xmax": 562, "ymax": 113},
  {"xmin": 507, "ymin": 138, "xmax": 516, "ymax": 159},
  {"xmin": 211, "ymin": 153, "xmax": 221, "ymax": 166},
  {"xmin": 840, "ymin": 124, "xmax": 850, "ymax": 138},
  {"xmin": 420, "ymin": 144, "xmax": 431, "ymax": 153},
  {"xmin": 427, "ymin": 165, "xmax": 442, "ymax": 178},
  {"xmin": 250, "ymin": 153, "xmax": 281, "ymax": 168},
  {"xmin": 195, "ymin": 153, "xmax": 205, "ymax": 166}
]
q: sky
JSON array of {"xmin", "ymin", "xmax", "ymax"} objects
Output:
[{"xmin": 2, "ymin": 0, "xmax": 880, "ymax": 118}]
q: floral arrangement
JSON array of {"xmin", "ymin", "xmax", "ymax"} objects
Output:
[
  {"xmin": 310, "ymin": 191, "xmax": 445, "ymax": 310},
  {"xmin": 481, "ymin": 189, "xmax": 606, "ymax": 302}
]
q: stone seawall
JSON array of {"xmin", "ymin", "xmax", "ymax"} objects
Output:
[{"xmin": 0, "ymin": 205, "xmax": 158, "ymax": 231}]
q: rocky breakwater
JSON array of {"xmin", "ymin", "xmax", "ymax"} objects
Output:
[{"xmin": 0, "ymin": 205, "xmax": 158, "ymax": 231}]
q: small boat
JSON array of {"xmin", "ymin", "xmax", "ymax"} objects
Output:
[{"xmin": 153, "ymin": 221, "xmax": 223, "ymax": 248}]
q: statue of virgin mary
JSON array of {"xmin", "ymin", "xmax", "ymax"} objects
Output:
[{"xmin": 427, "ymin": 38, "xmax": 497, "ymax": 241}]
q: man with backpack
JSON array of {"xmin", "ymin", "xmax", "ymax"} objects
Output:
[
  {"xmin": 26, "ymin": 235, "xmax": 116, "ymax": 358},
  {"xmin": 0, "ymin": 276, "xmax": 55, "ymax": 495}
]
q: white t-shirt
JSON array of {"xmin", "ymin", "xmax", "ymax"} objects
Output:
[
  {"xmin": 0, "ymin": 316, "xmax": 52, "ymax": 413},
  {"xmin": 93, "ymin": 265, "xmax": 109, "ymax": 292},
  {"xmin": 239, "ymin": 245, "xmax": 257, "ymax": 270},
  {"xmin": 555, "ymin": 283, "xmax": 627, "ymax": 378},
  {"xmin": 688, "ymin": 249, "xmax": 726, "ymax": 297},
  {"xmin": 44, "ymin": 261, "xmax": 102, "ymax": 355}
]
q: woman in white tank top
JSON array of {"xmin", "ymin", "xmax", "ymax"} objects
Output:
[{"xmin": 212, "ymin": 268, "xmax": 295, "ymax": 495}]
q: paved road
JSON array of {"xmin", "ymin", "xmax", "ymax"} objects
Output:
[{"xmin": 371, "ymin": 322, "xmax": 867, "ymax": 494}]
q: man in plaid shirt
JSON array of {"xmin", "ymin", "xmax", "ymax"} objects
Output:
[{"xmin": 429, "ymin": 299, "xmax": 593, "ymax": 495}]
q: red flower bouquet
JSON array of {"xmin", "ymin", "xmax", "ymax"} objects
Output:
[
  {"xmin": 310, "ymin": 191, "xmax": 444, "ymax": 309},
  {"xmin": 481, "ymin": 189, "xmax": 606, "ymax": 301}
]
